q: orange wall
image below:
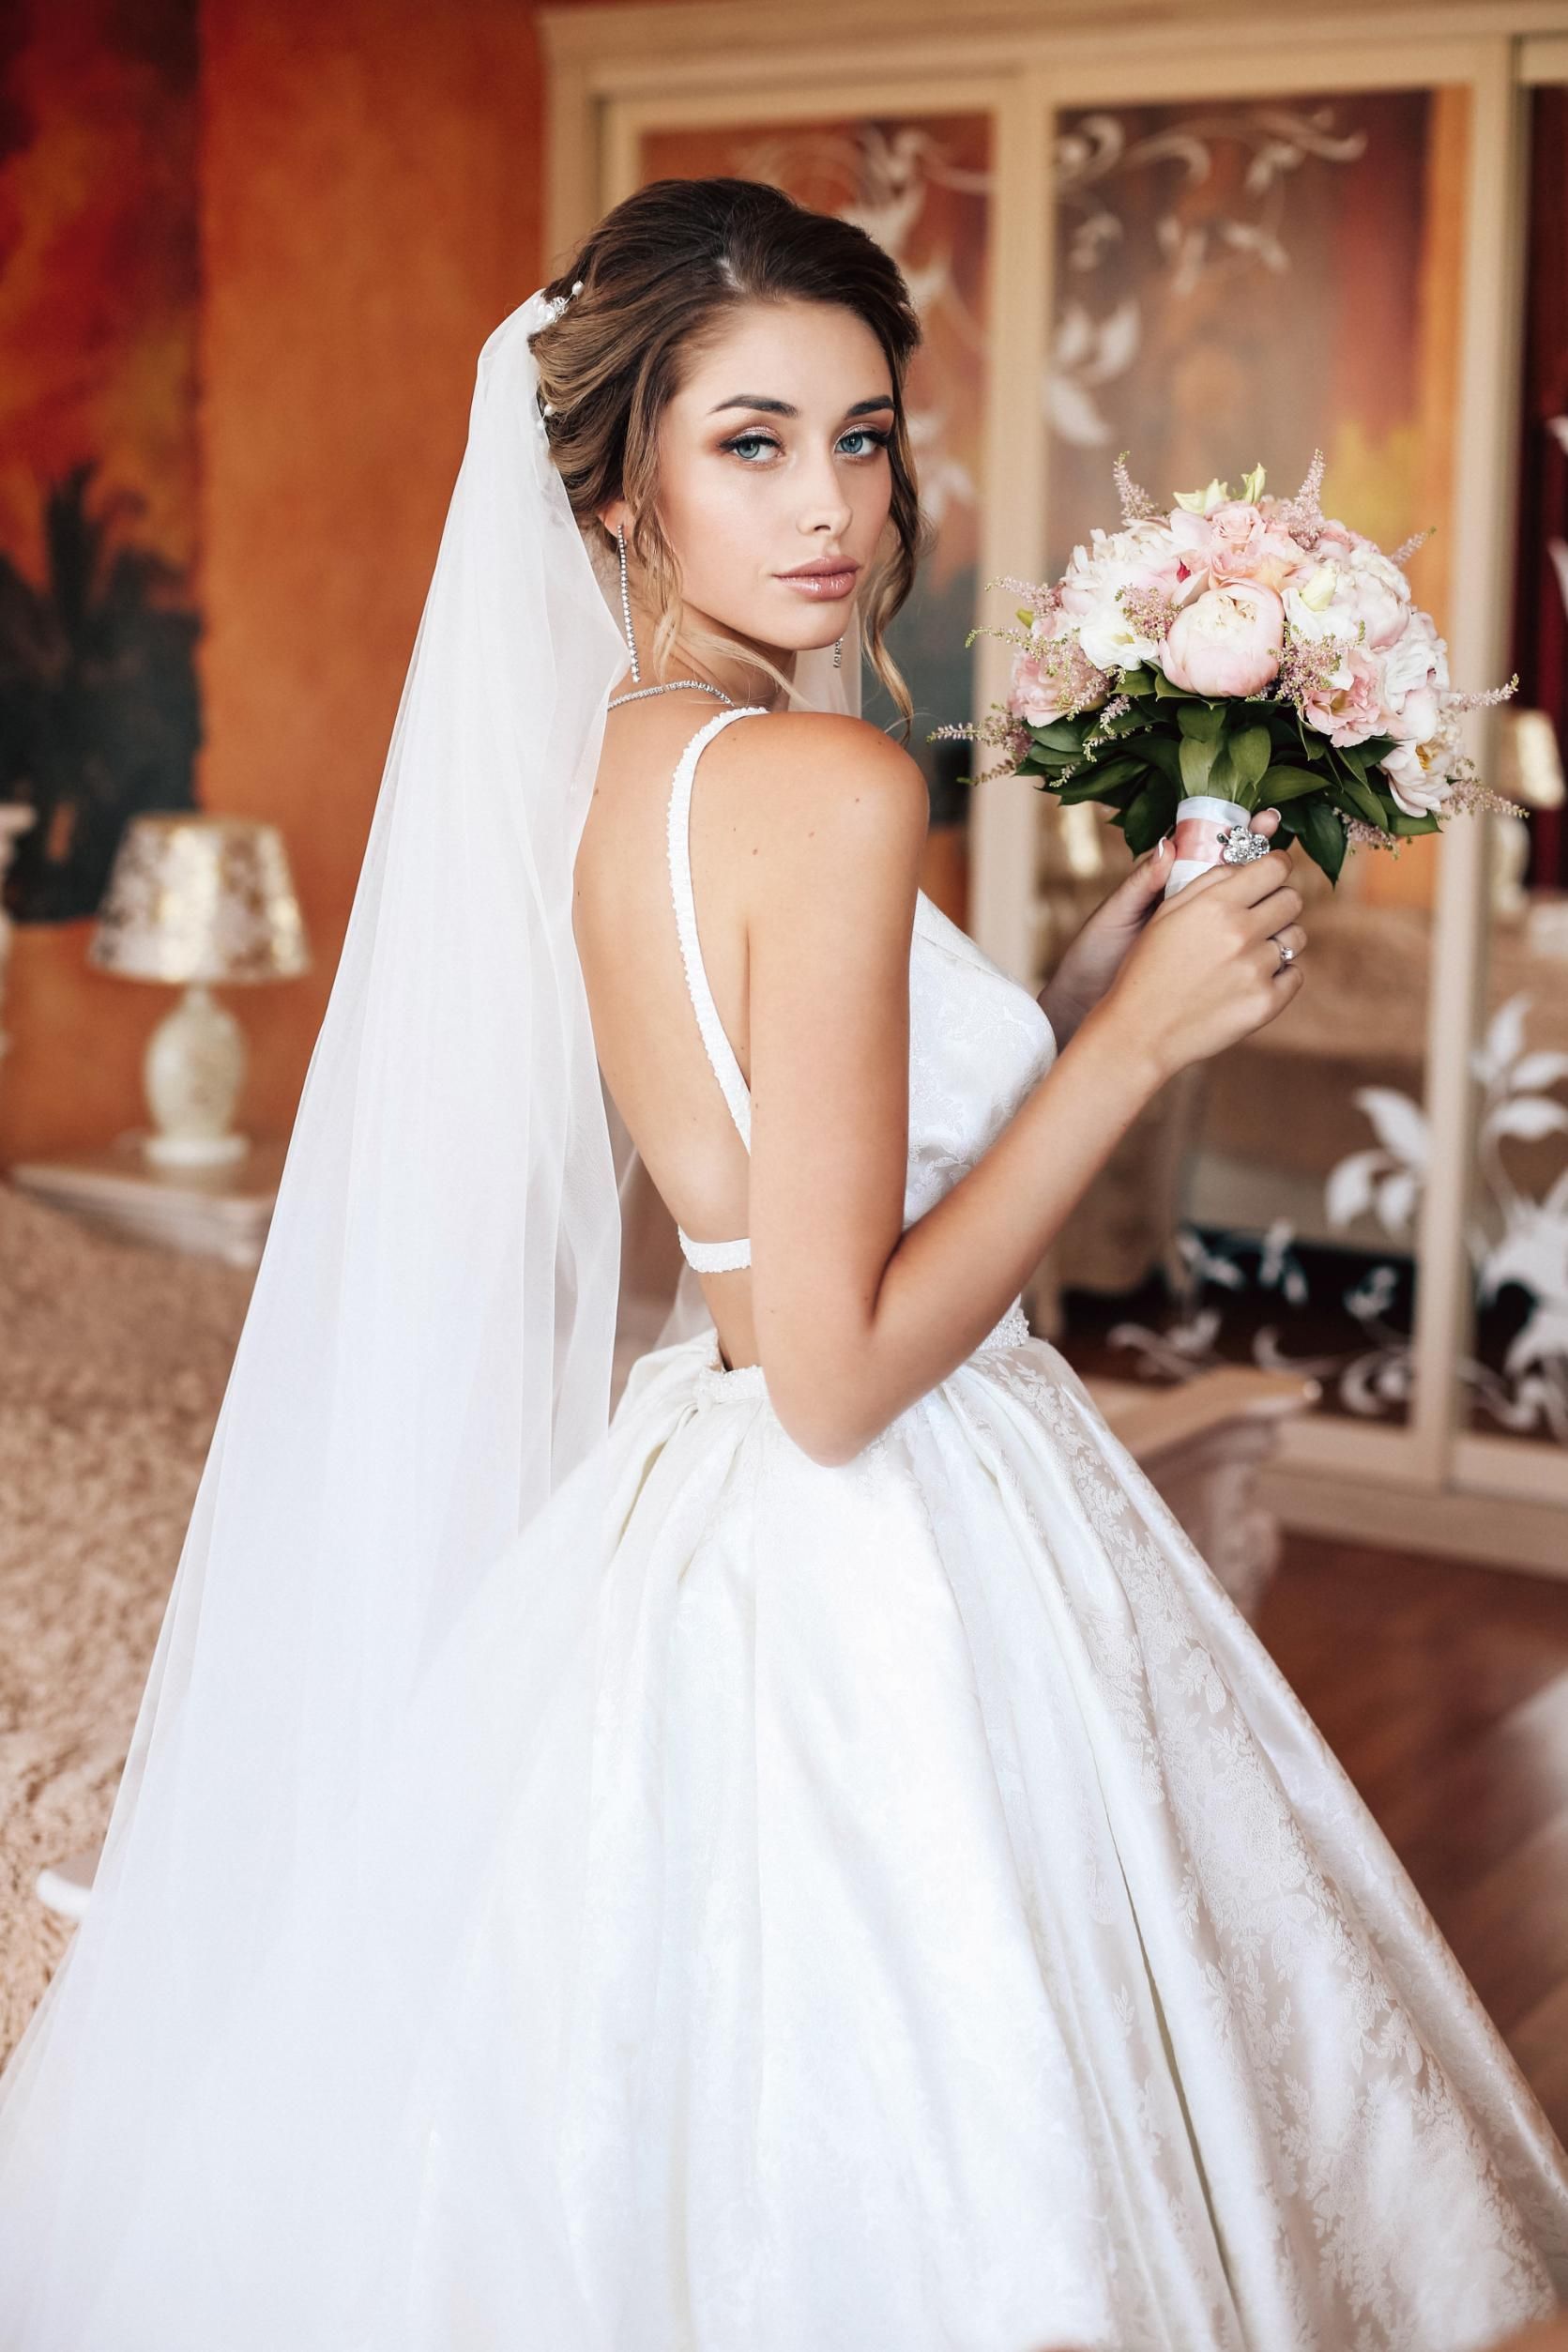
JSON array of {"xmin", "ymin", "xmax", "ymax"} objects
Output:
[{"xmin": 0, "ymin": 0, "xmax": 652, "ymax": 1161}]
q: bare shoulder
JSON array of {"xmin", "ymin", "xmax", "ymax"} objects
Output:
[{"xmin": 709, "ymin": 711, "xmax": 928, "ymax": 900}]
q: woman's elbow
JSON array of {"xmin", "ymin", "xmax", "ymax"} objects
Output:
[{"xmin": 766, "ymin": 1360, "xmax": 886, "ymax": 1469}]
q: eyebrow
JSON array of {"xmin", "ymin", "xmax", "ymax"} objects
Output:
[{"xmin": 708, "ymin": 394, "xmax": 896, "ymax": 419}]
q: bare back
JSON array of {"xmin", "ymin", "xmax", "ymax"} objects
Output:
[
  {"xmin": 573, "ymin": 698, "xmax": 768, "ymax": 1371},
  {"xmin": 572, "ymin": 695, "xmax": 928, "ymax": 1380}
]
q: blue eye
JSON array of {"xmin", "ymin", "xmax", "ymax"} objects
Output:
[{"xmin": 719, "ymin": 428, "xmax": 888, "ymax": 463}]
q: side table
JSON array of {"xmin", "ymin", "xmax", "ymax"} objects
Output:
[{"xmin": 7, "ymin": 1134, "xmax": 285, "ymax": 1268}]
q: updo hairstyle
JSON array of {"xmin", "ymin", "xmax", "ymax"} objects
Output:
[{"xmin": 528, "ymin": 176, "xmax": 927, "ymax": 724}]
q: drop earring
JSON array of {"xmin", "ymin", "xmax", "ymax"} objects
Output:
[
  {"xmin": 616, "ymin": 521, "xmax": 641, "ymax": 686},
  {"xmin": 832, "ymin": 634, "xmax": 845, "ymax": 669}
]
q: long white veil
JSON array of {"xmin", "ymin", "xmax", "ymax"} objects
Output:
[{"xmin": 0, "ymin": 287, "xmax": 857, "ymax": 2347}]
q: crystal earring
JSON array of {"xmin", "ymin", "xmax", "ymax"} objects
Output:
[
  {"xmin": 616, "ymin": 521, "xmax": 641, "ymax": 686},
  {"xmin": 832, "ymin": 634, "xmax": 845, "ymax": 669}
]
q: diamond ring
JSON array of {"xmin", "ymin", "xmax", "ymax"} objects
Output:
[{"xmin": 1276, "ymin": 939, "xmax": 1297, "ymax": 971}]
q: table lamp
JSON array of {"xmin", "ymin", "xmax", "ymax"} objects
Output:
[{"xmin": 89, "ymin": 814, "xmax": 310, "ymax": 1167}]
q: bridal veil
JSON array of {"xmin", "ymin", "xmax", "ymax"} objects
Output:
[{"xmin": 0, "ymin": 284, "xmax": 849, "ymax": 2344}]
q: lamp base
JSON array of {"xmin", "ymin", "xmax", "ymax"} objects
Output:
[
  {"xmin": 143, "ymin": 1128, "xmax": 251, "ymax": 1169},
  {"xmin": 143, "ymin": 982, "xmax": 249, "ymax": 1167}
]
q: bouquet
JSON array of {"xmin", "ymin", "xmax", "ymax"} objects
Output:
[{"xmin": 945, "ymin": 453, "xmax": 1517, "ymax": 893}]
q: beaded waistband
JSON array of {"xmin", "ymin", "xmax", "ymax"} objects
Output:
[{"xmin": 689, "ymin": 1296, "xmax": 1031, "ymax": 1409}]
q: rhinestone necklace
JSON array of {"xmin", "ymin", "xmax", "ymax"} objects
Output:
[{"xmin": 607, "ymin": 679, "xmax": 736, "ymax": 711}]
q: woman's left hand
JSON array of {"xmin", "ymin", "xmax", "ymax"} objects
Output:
[
  {"xmin": 1039, "ymin": 810, "xmax": 1285, "ymax": 1046},
  {"xmin": 1037, "ymin": 836, "xmax": 1175, "ymax": 1046}
]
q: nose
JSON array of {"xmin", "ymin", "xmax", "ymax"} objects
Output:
[{"xmin": 796, "ymin": 444, "xmax": 853, "ymax": 541}]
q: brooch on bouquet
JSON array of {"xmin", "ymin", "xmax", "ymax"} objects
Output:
[{"xmin": 936, "ymin": 452, "xmax": 1519, "ymax": 895}]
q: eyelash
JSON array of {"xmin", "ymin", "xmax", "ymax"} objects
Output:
[{"xmin": 719, "ymin": 426, "xmax": 891, "ymax": 466}]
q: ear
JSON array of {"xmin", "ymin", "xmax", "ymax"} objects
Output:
[{"xmin": 598, "ymin": 496, "xmax": 632, "ymax": 540}]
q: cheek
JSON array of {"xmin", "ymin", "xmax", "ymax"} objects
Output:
[{"xmin": 661, "ymin": 461, "xmax": 777, "ymax": 605}]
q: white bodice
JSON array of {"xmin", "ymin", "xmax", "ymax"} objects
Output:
[{"xmin": 669, "ymin": 708, "xmax": 1057, "ymax": 1272}]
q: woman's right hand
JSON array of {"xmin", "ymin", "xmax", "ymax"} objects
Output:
[{"xmin": 1091, "ymin": 817, "xmax": 1306, "ymax": 1083}]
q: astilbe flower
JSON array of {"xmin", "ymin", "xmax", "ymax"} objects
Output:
[
  {"xmin": 1270, "ymin": 449, "xmax": 1327, "ymax": 545},
  {"xmin": 930, "ymin": 708, "xmax": 1032, "ymax": 787},
  {"xmin": 1276, "ymin": 629, "xmax": 1351, "ymax": 719},
  {"xmin": 1113, "ymin": 452, "xmax": 1162, "ymax": 527},
  {"xmin": 1117, "ymin": 583, "xmax": 1173, "ymax": 644}
]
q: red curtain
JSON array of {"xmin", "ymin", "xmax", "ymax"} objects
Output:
[{"xmin": 1512, "ymin": 84, "xmax": 1568, "ymax": 889}]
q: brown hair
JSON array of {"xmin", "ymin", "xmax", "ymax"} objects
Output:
[{"xmin": 529, "ymin": 176, "xmax": 927, "ymax": 725}]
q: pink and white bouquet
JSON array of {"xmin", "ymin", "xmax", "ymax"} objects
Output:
[{"xmin": 946, "ymin": 452, "xmax": 1517, "ymax": 890}]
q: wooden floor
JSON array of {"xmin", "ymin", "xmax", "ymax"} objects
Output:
[{"xmin": 1256, "ymin": 1531, "xmax": 1568, "ymax": 2147}]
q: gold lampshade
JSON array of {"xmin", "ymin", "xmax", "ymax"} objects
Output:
[{"xmin": 89, "ymin": 814, "xmax": 311, "ymax": 985}]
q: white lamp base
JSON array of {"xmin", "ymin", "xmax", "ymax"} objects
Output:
[
  {"xmin": 142, "ymin": 983, "xmax": 250, "ymax": 1167},
  {"xmin": 144, "ymin": 1128, "xmax": 251, "ymax": 1168}
]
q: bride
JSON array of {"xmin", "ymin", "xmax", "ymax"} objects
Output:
[{"xmin": 2, "ymin": 174, "xmax": 1566, "ymax": 2352}]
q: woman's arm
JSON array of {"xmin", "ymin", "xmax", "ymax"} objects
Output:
[{"xmin": 740, "ymin": 715, "xmax": 1303, "ymax": 1466}]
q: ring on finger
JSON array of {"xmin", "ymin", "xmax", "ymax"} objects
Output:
[{"xmin": 1274, "ymin": 934, "xmax": 1298, "ymax": 973}]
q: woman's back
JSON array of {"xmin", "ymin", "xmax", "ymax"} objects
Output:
[{"xmin": 574, "ymin": 696, "xmax": 924, "ymax": 1374}]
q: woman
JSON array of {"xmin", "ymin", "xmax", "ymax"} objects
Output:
[{"xmin": 1, "ymin": 176, "xmax": 1565, "ymax": 2351}]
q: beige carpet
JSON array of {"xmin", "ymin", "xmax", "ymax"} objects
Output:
[{"xmin": 0, "ymin": 1185, "xmax": 251, "ymax": 2064}]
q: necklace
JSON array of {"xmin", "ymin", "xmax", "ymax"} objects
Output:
[{"xmin": 607, "ymin": 680, "xmax": 736, "ymax": 711}]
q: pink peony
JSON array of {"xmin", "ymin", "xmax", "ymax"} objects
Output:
[
  {"xmin": 1008, "ymin": 624, "xmax": 1110, "ymax": 725},
  {"xmin": 1160, "ymin": 581, "xmax": 1285, "ymax": 698},
  {"xmin": 1168, "ymin": 501, "xmax": 1304, "ymax": 595},
  {"xmin": 1302, "ymin": 644, "xmax": 1387, "ymax": 748},
  {"xmin": 1341, "ymin": 544, "xmax": 1413, "ymax": 650},
  {"xmin": 1310, "ymin": 515, "xmax": 1375, "ymax": 559}
]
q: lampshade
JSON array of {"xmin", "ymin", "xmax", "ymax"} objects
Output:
[{"xmin": 89, "ymin": 814, "xmax": 311, "ymax": 985}]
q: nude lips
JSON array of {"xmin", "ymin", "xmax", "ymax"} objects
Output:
[{"xmin": 776, "ymin": 563, "xmax": 859, "ymax": 601}]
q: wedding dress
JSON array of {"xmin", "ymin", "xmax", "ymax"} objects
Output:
[
  {"xmin": 5, "ymin": 291, "xmax": 1568, "ymax": 2352},
  {"xmin": 347, "ymin": 703, "xmax": 1568, "ymax": 2352}
]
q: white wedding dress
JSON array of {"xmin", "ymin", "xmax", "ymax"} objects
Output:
[
  {"xmin": 6, "ymin": 705, "xmax": 1568, "ymax": 2352},
  {"xmin": 366, "ymin": 707, "xmax": 1568, "ymax": 2349}
]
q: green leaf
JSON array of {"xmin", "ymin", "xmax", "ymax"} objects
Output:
[
  {"xmin": 1337, "ymin": 773, "xmax": 1386, "ymax": 827},
  {"xmin": 1177, "ymin": 700, "xmax": 1226, "ymax": 741},
  {"xmin": 1054, "ymin": 771, "xmax": 1139, "ymax": 806},
  {"xmin": 1123, "ymin": 778, "xmax": 1178, "ymax": 855},
  {"xmin": 1294, "ymin": 795, "xmax": 1347, "ymax": 885},
  {"xmin": 1389, "ymin": 809, "xmax": 1441, "ymax": 837},
  {"xmin": 1258, "ymin": 765, "xmax": 1327, "ymax": 804},
  {"xmin": 1229, "ymin": 724, "xmax": 1272, "ymax": 794},
  {"xmin": 1118, "ymin": 666, "xmax": 1155, "ymax": 697},
  {"xmin": 1140, "ymin": 733, "xmax": 1183, "ymax": 785},
  {"xmin": 1153, "ymin": 670, "xmax": 1196, "ymax": 699},
  {"xmin": 1179, "ymin": 733, "xmax": 1220, "ymax": 794},
  {"xmin": 1083, "ymin": 753, "xmax": 1147, "ymax": 789},
  {"xmin": 1029, "ymin": 720, "xmax": 1083, "ymax": 755}
]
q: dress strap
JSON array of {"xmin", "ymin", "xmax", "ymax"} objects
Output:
[{"xmin": 666, "ymin": 705, "xmax": 769, "ymax": 1153}]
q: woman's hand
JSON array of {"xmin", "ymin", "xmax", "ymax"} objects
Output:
[
  {"xmin": 1040, "ymin": 809, "xmax": 1286, "ymax": 1046},
  {"xmin": 1082, "ymin": 819, "xmax": 1306, "ymax": 1085}
]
